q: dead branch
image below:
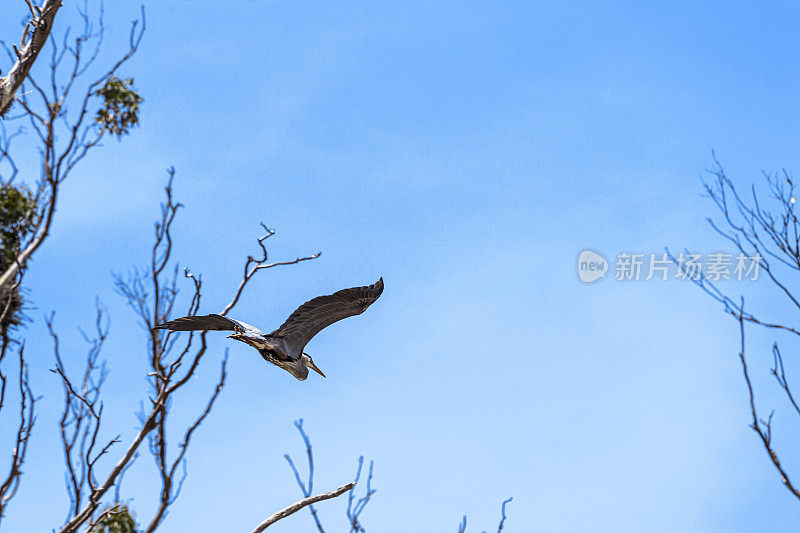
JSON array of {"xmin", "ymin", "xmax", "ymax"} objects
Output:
[
  {"xmin": 346, "ymin": 457, "xmax": 375, "ymax": 533},
  {"xmin": 455, "ymin": 497, "xmax": 513, "ymax": 533},
  {"xmin": 57, "ymin": 171, "xmax": 196, "ymax": 533},
  {"xmin": 46, "ymin": 304, "xmax": 121, "ymax": 524},
  {"xmin": 771, "ymin": 344, "xmax": 800, "ymax": 419},
  {"xmin": 677, "ymin": 160, "xmax": 800, "ymax": 503},
  {"xmin": 283, "ymin": 419, "xmax": 325, "ymax": 533},
  {"xmin": 285, "ymin": 419, "xmax": 375, "ymax": 532},
  {"xmin": 736, "ymin": 301, "xmax": 800, "ymax": 500},
  {"xmin": 60, "ymin": 170, "xmax": 317, "ymax": 532},
  {"xmin": 220, "ymin": 223, "xmax": 320, "ymax": 317},
  {"xmin": 0, "ymin": 0, "xmax": 62, "ymax": 117},
  {"xmin": 0, "ymin": 343, "xmax": 35, "ymax": 524},
  {"xmin": 142, "ymin": 355, "xmax": 228, "ymax": 533},
  {"xmin": 249, "ymin": 482, "xmax": 356, "ymax": 533},
  {"xmin": 58, "ymin": 390, "xmax": 167, "ymax": 533},
  {"xmin": 496, "ymin": 497, "xmax": 512, "ymax": 532},
  {"xmin": 0, "ymin": 4, "xmax": 145, "ymax": 293}
]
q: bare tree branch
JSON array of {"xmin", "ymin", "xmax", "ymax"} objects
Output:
[
  {"xmin": 57, "ymin": 171, "xmax": 199, "ymax": 533},
  {"xmin": 346, "ymin": 457, "xmax": 375, "ymax": 533},
  {"xmin": 770, "ymin": 344, "xmax": 800, "ymax": 420},
  {"xmin": 0, "ymin": 4, "xmax": 145, "ymax": 294},
  {"xmin": 683, "ymin": 160, "xmax": 800, "ymax": 504},
  {"xmin": 220, "ymin": 223, "xmax": 320, "ymax": 317},
  {"xmin": 0, "ymin": 6, "xmax": 339, "ymax": 530},
  {"xmin": 283, "ymin": 419, "xmax": 326, "ymax": 533},
  {"xmin": 249, "ymin": 482, "xmax": 356, "ymax": 533},
  {"xmin": 59, "ymin": 389, "xmax": 166, "ymax": 533},
  {"xmin": 0, "ymin": 343, "xmax": 35, "ymax": 525},
  {"xmin": 60, "ymin": 169, "xmax": 317, "ymax": 532},
  {"xmin": 495, "ymin": 497, "xmax": 512, "ymax": 533},
  {"xmin": 46, "ymin": 304, "xmax": 121, "ymax": 524},
  {"xmin": 455, "ymin": 497, "xmax": 513, "ymax": 533},
  {"xmin": 142, "ymin": 354, "xmax": 228, "ymax": 533},
  {"xmin": 285, "ymin": 419, "xmax": 375, "ymax": 532},
  {"xmin": 736, "ymin": 301, "xmax": 800, "ymax": 500},
  {"xmin": 0, "ymin": 0, "xmax": 62, "ymax": 117}
]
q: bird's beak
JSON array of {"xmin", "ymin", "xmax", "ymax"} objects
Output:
[{"xmin": 307, "ymin": 360, "xmax": 326, "ymax": 378}]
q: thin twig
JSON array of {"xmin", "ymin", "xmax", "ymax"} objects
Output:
[{"xmin": 736, "ymin": 300, "xmax": 800, "ymax": 500}]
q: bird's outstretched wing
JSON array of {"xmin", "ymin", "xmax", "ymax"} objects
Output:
[
  {"xmin": 270, "ymin": 278, "xmax": 384, "ymax": 355},
  {"xmin": 155, "ymin": 314, "xmax": 259, "ymax": 334}
]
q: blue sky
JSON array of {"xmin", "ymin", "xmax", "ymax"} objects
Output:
[{"xmin": 3, "ymin": 1, "xmax": 800, "ymax": 531}]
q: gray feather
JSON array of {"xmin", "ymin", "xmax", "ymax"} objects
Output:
[
  {"xmin": 155, "ymin": 314, "xmax": 259, "ymax": 334},
  {"xmin": 268, "ymin": 278, "xmax": 383, "ymax": 357}
]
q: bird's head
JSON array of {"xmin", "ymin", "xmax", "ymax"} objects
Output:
[{"xmin": 301, "ymin": 352, "xmax": 326, "ymax": 378}]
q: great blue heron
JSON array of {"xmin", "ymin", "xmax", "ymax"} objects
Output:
[{"xmin": 154, "ymin": 278, "xmax": 383, "ymax": 380}]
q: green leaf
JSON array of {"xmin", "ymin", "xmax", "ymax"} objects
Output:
[{"xmin": 95, "ymin": 76, "xmax": 143, "ymax": 138}]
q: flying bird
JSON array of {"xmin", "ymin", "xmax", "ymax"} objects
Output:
[{"xmin": 155, "ymin": 278, "xmax": 383, "ymax": 380}]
